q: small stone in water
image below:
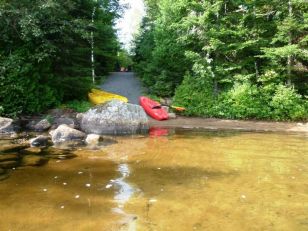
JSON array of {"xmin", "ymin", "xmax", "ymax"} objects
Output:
[
  {"xmin": 149, "ymin": 199, "xmax": 157, "ymax": 203},
  {"xmin": 85, "ymin": 183, "xmax": 91, "ymax": 187},
  {"xmin": 157, "ymin": 168, "xmax": 161, "ymax": 170},
  {"xmin": 43, "ymin": 189, "xmax": 48, "ymax": 192},
  {"xmin": 291, "ymin": 176, "xmax": 296, "ymax": 179},
  {"xmin": 241, "ymin": 195, "xmax": 246, "ymax": 199},
  {"xmin": 63, "ymin": 182, "xmax": 67, "ymax": 186},
  {"xmin": 60, "ymin": 205, "xmax": 65, "ymax": 209},
  {"xmin": 78, "ymin": 171, "xmax": 83, "ymax": 175},
  {"xmin": 106, "ymin": 184, "xmax": 112, "ymax": 189},
  {"xmin": 75, "ymin": 195, "xmax": 80, "ymax": 199},
  {"xmin": 54, "ymin": 176, "xmax": 58, "ymax": 179}
]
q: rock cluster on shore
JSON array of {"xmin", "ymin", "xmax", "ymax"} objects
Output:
[{"xmin": 0, "ymin": 100, "xmax": 150, "ymax": 180}]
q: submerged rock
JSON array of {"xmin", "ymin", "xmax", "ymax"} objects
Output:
[
  {"xmin": 81, "ymin": 100, "xmax": 149, "ymax": 135},
  {"xmin": 0, "ymin": 144, "xmax": 29, "ymax": 153},
  {"xmin": 20, "ymin": 147, "xmax": 42, "ymax": 155},
  {"xmin": 29, "ymin": 135, "xmax": 49, "ymax": 147},
  {"xmin": 0, "ymin": 117, "xmax": 18, "ymax": 134},
  {"xmin": 85, "ymin": 134, "xmax": 101, "ymax": 146},
  {"xmin": 0, "ymin": 160, "xmax": 19, "ymax": 169},
  {"xmin": 21, "ymin": 155, "xmax": 48, "ymax": 166},
  {"xmin": 49, "ymin": 124, "xmax": 86, "ymax": 144},
  {"xmin": 44, "ymin": 147, "xmax": 77, "ymax": 160},
  {"xmin": 0, "ymin": 168, "xmax": 9, "ymax": 181},
  {"xmin": 0, "ymin": 154, "xmax": 20, "ymax": 162},
  {"xmin": 26, "ymin": 119, "xmax": 51, "ymax": 132}
]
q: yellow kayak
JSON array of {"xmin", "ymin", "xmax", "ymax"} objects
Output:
[{"xmin": 88, "ymin": 89, "xmax": 128, "ymax": 105}]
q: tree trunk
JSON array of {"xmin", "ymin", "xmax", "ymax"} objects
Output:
[
  {"xmin": 91, "ymin": 7, "xmax": 96, "ymax": 84},
  {"xmin": 287, "ymin": 0, "xmax": 293, "ymax": 86}
]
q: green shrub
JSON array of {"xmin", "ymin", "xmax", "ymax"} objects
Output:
[
  {"xmin": 62, "ymin": 100, "xmax": 92, "ymax": 113},
  {"xmin": 269, "ymin": 84, "xmax": 307, "ymax": 120},
  {"xmin": 0, "ymin": 53, "xmax": 60, "ymax": 117},
  {"xmin": 174, "ymin": 76, "xmax": 308, "ymax": 121},
  {"xmin": 216, "ymin": 83, "xmax": 270, "ymax": 120},
  {"xmin": 173, "ymin": 73, "xmax": 215, "ymax": 116}
]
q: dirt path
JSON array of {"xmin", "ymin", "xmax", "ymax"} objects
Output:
[
  {"xmin": 149, "ymin": 116, "xmax": 308, "ymax": 133},
  {"xmin": 100, "ymin": 72, "xmax": 144, "ymax": 105}
]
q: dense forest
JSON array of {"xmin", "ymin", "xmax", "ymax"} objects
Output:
[
  {"xmin": 0, "ymin": 0, "xmax": 120, "ymax": 117},
  {"xmin": 134, "ymin": 0, "xmax": 308, "ymax": 120}
]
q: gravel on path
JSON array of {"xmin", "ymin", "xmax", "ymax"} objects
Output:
[{"xmin": 100, "ymin": 72, "xmax": 144, "ymax": 105}]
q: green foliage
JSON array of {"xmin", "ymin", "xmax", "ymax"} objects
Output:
[
  {"xmin": 62, "ymin": 100, "xmax": 92, "ymax": 113},
  {"xmin": 174, "ymin": 78, "xmax": 307, "ymax": 121},
  {"xmin": 136, "ymin": 0, "xmax": 308, "ymax": 121},
  {"xmin": 0, "ymin": 0, "xmax": 120, "ymax": 117},
  {"xmin": 269, "ymin": 84, "xmax": 307, "ymax": 120},
  {"xmin": 117, "ymin": 50, "xmax": 133, "ymax": 68}
]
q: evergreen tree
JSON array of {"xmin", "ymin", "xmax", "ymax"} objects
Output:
[{"xmin": 0, "ymin": 0, "xmax": 120, "ymax": 116}]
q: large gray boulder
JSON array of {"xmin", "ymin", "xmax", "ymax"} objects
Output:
[
  {"xmin": 81, "ymin": 100, "xmax": 149, "ymax": 135},
  {"xmin": 0, "ymin": 117, "xmax": 17, "ymax": 134},
  {"xmin": 49, "ymin": 124, "xmax": 86, "ymax": 144}
]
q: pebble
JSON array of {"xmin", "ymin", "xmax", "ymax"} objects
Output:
[
  {"xmin": 60, "ymin": 205, "xmax": 65, "ymax": 209},
  {"xmin": 43, "ymin": 188, "xmax": 48, "ymax": 192},
  {"xmin": 75, "ymin": 195, "xmax": 80, "ymax": 199},
  {"xmin": 63, "ymin": 182, "xmax": 67, "ymax": 186},
  {"xmin": 85, "ymin": 183, "xmax": 91, "ymax": 187},
  {"xmin": 241, "ymin": 195, "xmax": 246, "ymax": 199},
  {"xmin": 78, "ymin": 171, "xmax": 83, "ymax": 175},
  {"xmin": 149, "ymin": 199, "xmax": 157, "ymax": 203},
  {"xmin": 106, "ymin": 184, "xmax": 112, "ymax": 189}
]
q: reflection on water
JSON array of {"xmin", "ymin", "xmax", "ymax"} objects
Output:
[
  {"xmin": 114, "ymin": 164, "xmax": 134, "ymax": 203},
  {"xmin": 0, "ymin": 130, "xmax": 307, "ymax": 231},
  {"xmin": 111, "ymin": 163, "xmax": 138, "ymax": 230}
]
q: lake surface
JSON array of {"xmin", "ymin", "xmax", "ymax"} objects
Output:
[{"xmin": 0, "ymin": 129, "xmax": 307, "ymax": 231}]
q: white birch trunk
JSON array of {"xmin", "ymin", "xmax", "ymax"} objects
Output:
[
  {"xmin": 91, "ymin": 7, "xmax": 96, "ymax": 84},
  {"xmin": 287, "ymin": 0, "xmax": 293, "ymax": 86}
]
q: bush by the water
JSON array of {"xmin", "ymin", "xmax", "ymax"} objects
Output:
[{"xmin": 174, "ymin": 74, "xmax": 308, "ymax": 121}]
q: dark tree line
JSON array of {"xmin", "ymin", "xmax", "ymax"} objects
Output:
[
  {"xmin": 0, "ymin": 0, "xmax": 120, "ymax": 116},
  {"xmin": 134, "ymin": 0, "xmax": 308, "ymax": 120}
]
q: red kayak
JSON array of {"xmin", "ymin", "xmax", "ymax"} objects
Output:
[{"xmin": 139, "ymin": 96, "xmax": 169, "ymax": 121}]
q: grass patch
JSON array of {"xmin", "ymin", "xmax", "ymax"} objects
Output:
[{"xmin": 62, "ymin": 100, "xmax": 92, "ymax": 113}]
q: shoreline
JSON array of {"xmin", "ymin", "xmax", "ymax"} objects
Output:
[{"xmin": 148, "ymin": 116, "xmax": 308, "ymax": 133}]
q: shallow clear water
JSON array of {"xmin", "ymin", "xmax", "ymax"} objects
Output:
[{"xmin": 0, "ymin": 130, "xmax": 307, "ymax": 231}]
